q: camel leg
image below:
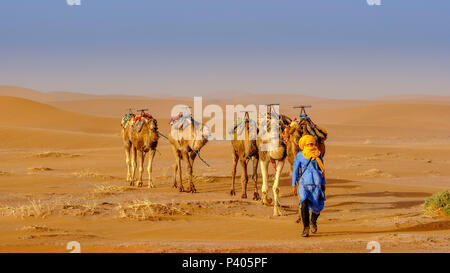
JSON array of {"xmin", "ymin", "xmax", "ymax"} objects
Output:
[
  {"xmin": 273, "ymin": 160, "xmax": 285, "ymax": 216},
  {"xmin": 240, "ymin": 158, "xmax": 248, "ymax": 199},
  {"xmin": 137, "ymin": 150, "xmax": 145, "ymax": 187},
  {"xmin": 183, "ymin": 152, "xmax": 196, "ymax": 193},
  {"xmin": 147, "ymin": 149, "xmax": 156, "ymax": 188},
  {"xmin": 172, "ymin": 162, "xmax": 178, "ymax": 188},
  {"xmin": 171, "ymin": 147, "xmax": 179, "ymax": 188},
  {"xmin": 230, "ymin": 152, "xmax": 238, "ymax": 196},
  {"xmin": 189, "ymin": 151, "xmax": 197, "ymax": 177},
  {"xmin": 130, "ymin": 147, "xmax": 137, "ymax": 186},
  {"xmin": 125, "ymin": 146, "xmax": 132, "ymax": 184},
  {"xmin": 177, "ymin": 152, "xmax": 184, "ymax": 192},
  {"xmin": 260, "ymin": 159, "xmax": 272, "ymax": 206},
  {"xmin": 189, "ymin": 151, "xmax": 197, "ymax": 174},
  {"xmin": 252, "ymin": 157, "xmax": 260, "ymax": 200},
  {"xmin": 189, "ymin": 151, "xmax": 198, "ymax": 193}
]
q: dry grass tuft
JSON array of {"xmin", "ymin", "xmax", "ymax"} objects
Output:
[
  {"xmin": 0, "ymin": 171, "xmax": 10, "ymax": 176},
  {"xmin": 27, "ymin": 167, "xmax": 54, "ymax": 172},
  {"xmin": 423, "ymin": 206, "xmax": 449, "ymax": 219},
  {"xmin": 72, "ymin": 169, "xmax": 119, "ymax": 180},
  {"xmin": 192, "ymin": 175, "xmax": 215, "ymax": 184},
  {"xmin": 424, "ymin": 190, "xmax": 450, "ymax": 218},
  {"xmin": 60, "ymin": 202, "xmax": 101, "ymax": 216},
  {"xmin": 0, "ymin": 200, "xmax": 102, "ymax": 218},
  {"xmin": 94, "ymin": 185, "xmax": 136, "ymax": 194},
  {"xmin": 0, "ymin": 200, "xmax": 54, "ymax": 219},
  {"xmin": 21, "ymin": 225, "xmax": 55, "ymax": 232},
  {"xmin": 32, "ymin": 152, "xmax": 81, "ymax": 158},
  {"xmin": 0, "ymin": 198, "xmax": 191, "ymax": 221},
  {"xmin": 117, "ymin": 200, "xmax": 189, "ymax": 221}
]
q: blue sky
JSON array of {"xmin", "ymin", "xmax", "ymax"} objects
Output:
[{"xmin": 1, "ymin": 0, "xmax": 449, "ymax": 98}]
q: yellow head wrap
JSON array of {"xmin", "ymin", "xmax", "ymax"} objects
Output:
[{"xmin": 299, "ymin": 135, "xmax": 325, "ymax": 176}]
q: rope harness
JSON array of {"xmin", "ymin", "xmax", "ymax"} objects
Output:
[
  {"xmin": 269, "ymin": 158, "xmax": 279, "ymax": 175},
  {"xmin": 157, "ymin": 127, "xmax": 211, "ymax": 168},
  {"xmin": 194, "ymin": 150, "xmax": 210, "ymax": 167}
]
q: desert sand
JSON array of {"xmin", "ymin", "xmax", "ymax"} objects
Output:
[{"xmin": 0, "ymin": 85, "xmax": 448, "ymax": 253}]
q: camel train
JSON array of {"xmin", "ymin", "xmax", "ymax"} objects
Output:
[{"xmin": 121, "ymin": 105, "xmax": 327, "ymax": 216}]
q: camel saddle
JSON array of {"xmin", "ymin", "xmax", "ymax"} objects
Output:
[
  {"xmin": 121, "ymin": 113, "xmax": 135, "ymax": 128},
  {"xmin": 170, "ymin": 114, "xmax": 200, "ymax": 130},
  {"xmin": 133, "ymin": 113, "xmax": 153, "ymax": 132}
]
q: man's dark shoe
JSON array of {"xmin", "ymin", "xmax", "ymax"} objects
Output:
[
  {"xmin": 302, "ymin": 227, "xmax": 310, "ymax": 237},
  {"xmin": 310, "ymin": 222, "xmax": 318, "ymax": 233}
]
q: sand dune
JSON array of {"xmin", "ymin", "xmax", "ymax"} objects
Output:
[
  {"xmin": 313, "ymin": 103, "xmax": 450, "ymax": 130},
  {"xmin": 0, "ymin": 85, "xmax": 152, "ymax": 102},
  {"xmin": 1, "ymin": 92, "xmax": 450, "ymax": 147},
  {"xmin": 0, "ymin": 86, "xmax": 50, "ymax": 103},
  {"xmin": 375, "ymin": 94, "xmax": 450, "ymax": 105},
  {"xmin": 0, "ymin": 96, "xmax": 118, "ymax": 134},
  {"xmin": 48, "ymin": 98, "xmax": 193, "ymax": 119},
  {"xmin": 3, "ymin": 85, "xmax": 450, "ymax": 134},
  {"xmin": 0, "ymin": 127, "xmax": 119, "ymax": 149}
]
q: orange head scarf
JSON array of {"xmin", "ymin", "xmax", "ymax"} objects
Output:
[{"xmin": 299, "ymin": 135, "xmax": 325, "ymax": 175}]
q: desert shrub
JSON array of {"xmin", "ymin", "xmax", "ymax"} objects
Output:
[
  {"xmin": 424, "ymin": 190, "xmax": 450, "ymax": 216},
  {"xmin": 117, "ymin": 200, "xmax": 188, "ymax": 221}
]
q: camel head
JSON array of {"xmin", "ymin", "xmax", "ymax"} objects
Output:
[
  {"xmin": 286, "ymin": 119, "xmax": 310, "ymax": 145},
  {"xmin": 145, "ymin": 117, "xmax": 158, "ymax": 131},
  {"xmin": 287, "ymin": 122, "xmax": 302, "ymax": 145}
]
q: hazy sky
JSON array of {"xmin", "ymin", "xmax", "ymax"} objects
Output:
[{"xmin": 1, "ymin": 0, "xmax": 449, "ymax": 99}]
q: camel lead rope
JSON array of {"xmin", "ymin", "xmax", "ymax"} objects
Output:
[
  {"xmin": 269, "ymin": 158, "xmax": 278, "ymax": 178},
  {"xmin": 194, "ymin": 150, "xmax": 211, "ymax": 167},
  {"xmin": 157, "ymin": 131, "xmax": 169, "ymax": 140}
]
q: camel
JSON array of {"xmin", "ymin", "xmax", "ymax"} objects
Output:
[
  {"xmin": 129, "ymin": 113, "xmax": 159, "ymax": 188},
  {"xmin": 230, "ymin": 111, "xmax": 260, "ymax": 200},
  {"xmin": 256, "ymin": 106, "xmax": 291, "ymax": 216},
  {"xmin": 121, "ymin": 112, "xmax": 136, "ymax": 185},
  {"xmin": 284, "ymin": 118, "xmax": 327, "ymax": 173},
  {"xmin": 168, "ymin": 114, "xmax": 210, "ymax": 193}
]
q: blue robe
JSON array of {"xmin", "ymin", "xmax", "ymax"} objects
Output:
[{"xmin": 291, "ymin": 152, "xmax": 326, "ymax": 215}]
